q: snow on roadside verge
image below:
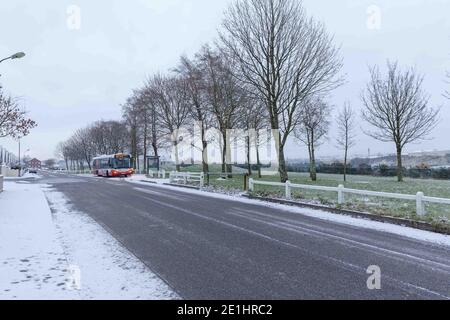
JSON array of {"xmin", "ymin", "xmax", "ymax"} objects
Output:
[
  {"xmin": 0, "ymin": 182, "xmax": 77, "ymax": 300},
  {"xmin": 42, "ymin": 186, "xmax": 179, "ymax": 300},
  {"xmin": 127, "ymin": 180, "xmax": 450, "ymax": 247}
]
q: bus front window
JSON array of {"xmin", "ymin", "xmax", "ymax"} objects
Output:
[{"xmin": 113, "ymin": 158, "xmax": 131, "ymax": 169}]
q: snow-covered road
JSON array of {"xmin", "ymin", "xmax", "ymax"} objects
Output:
[{"xmin": 0, "ymin": 181, "xmax": 178, "ymax": 300}]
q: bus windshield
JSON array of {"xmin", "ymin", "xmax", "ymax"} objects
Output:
[{"xmin": 113, "ymin": 157, "xmax": 131, "ymax": 169}]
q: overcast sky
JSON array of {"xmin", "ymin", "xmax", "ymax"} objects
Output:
[{"xmin": 0, "ymin": 0, "xmax": 449, "ymax": 161}]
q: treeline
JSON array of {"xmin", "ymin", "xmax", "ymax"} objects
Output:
[
  {"xmin": 288, "ymin": 162, "xmax": 450, "ymax": 180},
  {"xmin": 56, "ymin": 120, "xmax": 128, "ymax": 170},
  {"xmin": 57, "ymin": 0, "xmax": 444, "ymax": 183}
]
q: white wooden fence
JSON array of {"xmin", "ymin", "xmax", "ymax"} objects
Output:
[
  {"xmin": 148, "ymin": 169, "xmax": 166, "ymax": 179},
  {"xmin": 169, "ymin": 172, "xmax": 205, "ymax": 188},
  {"xmin": 248, "ymin": 179, "xmax": 450, "ymax": 216}
]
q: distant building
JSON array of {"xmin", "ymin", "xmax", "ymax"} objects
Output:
[{"xmin": 28, "ymin": 158, "xmax": 42, "ymax": 169}]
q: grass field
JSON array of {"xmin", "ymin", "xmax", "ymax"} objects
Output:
[{"xmin": 173, "ymin": 166, "xmax": 450, "ymax": 226}]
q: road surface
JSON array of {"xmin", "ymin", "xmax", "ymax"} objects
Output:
[{"xmin": 35, "ymin": 172, "xmax": 450, "ymax": 299}]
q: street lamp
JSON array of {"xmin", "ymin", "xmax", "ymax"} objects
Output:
[{"xmin": 0, "ymin": 52, "xmax": 26, "ymax": 64}]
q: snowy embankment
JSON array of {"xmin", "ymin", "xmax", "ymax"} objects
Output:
[
  {"xmin": 3, "ymin": 172, "xmax": 42, "ymax": 181},
  {"xmin": 0, "ymin": 181, "xmax": 178, "ymax": 300},
  {"xmin": 127, "ymin": 179, "xmax": 450, "ymax": 247}
]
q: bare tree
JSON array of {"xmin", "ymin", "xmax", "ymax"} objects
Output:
[
  {"xmin": 148, "ymin": 74, "xmax": 191, "ymax": 172},
  {"xmin": 220, "ymin": 0, "xmax": 343, "ymax": 182},
  {"xmin": 176, "ymin": 54, "xmax": 213, "ymax": 174},
  {"xmin": 122, "ymin": 95, "xmax": 141, "ymax": 169},
  {"xmin": 197, "ymin": 46, "xmax": 244, "ymax": 177},
  {"xmin": 362, "ymin": 61, "xmax": 440, "ymax": 182},
  {"xmin": 43, "ymin": 159, "xmax": 57, "ymax": 169},
  {"xmin": 240, "ymin": 97, "xmax": 269, "ymax": 177},
  {"xmin": 336, "ymin": 102, "xmax": 356, "ymax": 182},
  {"xmin": 73, "ymin": 127, "xmax": 95, "ymax": 170},
  {"xmin": 55, "ymin": 141, "xmax": 70, "ymax": 170},
  {"xmin": 132, "ymin": 87, "xmax": 161, "ymax": 172},
  {"xmin": 295, "ymin": 97, "xmax": 331, "ymax": 181},
  {"xmin": 0, "ymin": 89, "xmax": 36, "ymax": 138},
  {"xmin": 58, "ymin": 120, "xmax": 129, "ymax": 171}
]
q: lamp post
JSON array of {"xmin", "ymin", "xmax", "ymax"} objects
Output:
[
  {"xmin": 0, "ymin": 52, "xmax": 25, "ymax": 87},
  {"xmin": 0, "ymin": 52, "xmax": 26, "ymax": 64}
]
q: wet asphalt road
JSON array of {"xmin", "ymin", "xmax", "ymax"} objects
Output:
[{"xmin": 36, "ymin": 171, "xmax": 450, "ymax": 300}]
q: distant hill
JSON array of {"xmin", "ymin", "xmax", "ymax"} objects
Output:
[{"xmin": 351, "ymin": 151, "xmax": 450, "ymax": 168}]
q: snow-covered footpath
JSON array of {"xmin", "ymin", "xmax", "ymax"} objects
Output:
[{"xmin": 0, "ymin": 181, "xmax": 178, "ymax": 300}]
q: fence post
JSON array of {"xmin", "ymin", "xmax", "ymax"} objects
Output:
[
  {"xmin": 416, "ymin": 192, "xmax": 425, "ymax": 216},
  {"xmin": 200, "ymin": 173, "xmax": 204, "ymax": 189},
  {"xmin": 249, "ymin": 178, "xmax": 254, "ymax": 192},
  {"xmin": 338, "ymin": 184, "xmax": 345, "ymax": 205},
  {"xmin": 285, "ymin": 180, "xmax": 292, "ymax": 200}
]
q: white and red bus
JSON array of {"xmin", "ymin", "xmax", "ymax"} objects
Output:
[{"xmin": 92, "ymin": 154, "xmax": 134, "ymax": 177}]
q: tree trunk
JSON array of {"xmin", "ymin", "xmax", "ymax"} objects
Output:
[
  {"xmin": 131, "ymin": 125, "xmax": 138, "ymax": 169},
  {"xmin": 221, "ymin": 141, "xmax": 226, "ymax": 174},
  {"xmin": 143, "ymin": 124, "xmax": 148, "ymax": 174},
  {"xmin": 343, "ymin": 146, "xmax": 348, "ymax": 182},
  {"xmin": 201, "ymin": 131, "xmax": 209, "ymax": 175},
  {"xmin": 256, "ymin": 144, "xmax": 262, "ymax": 179},
  {"xmin": 273, "ymin": 129, "xmax": 288, "ymax": 182},
  {"xmin": 246, "ymin": 136, "xmax": 252, "ymax": 176},
  {"xmin": 278, "ymin": 144, "xmax": 289, "ymax": 183},
  {"xmin": 85, "ymin": 156, "xmax": 92, "ymax": 170},
  {"xmin": 396, "ymin": 145, "xmax": 404, "ymax": 182},
  {"xmin": 174, "ymin": 141, "xmax": 181, "ymax": 172},
  {"xmin": 310, "ymin": 142, "xmax": 317, "ymax": 182},
  {"xmin": 152, "ymin": 144, "xmax": 158, "ymax": 158},
  {"xmin": 226, "ymin": 131, "xmax": 233, "ymax": 178}
]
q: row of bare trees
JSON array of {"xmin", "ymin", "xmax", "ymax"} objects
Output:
[
  {"xmin": 56, "ymin": 0, "xmax": 443, "ymax": 183},
  {"xmin": 122, "ymin": 45, "xmax": 270, "ymax": 177},
  {"xmin": 56, "ymin": 120, "xmax": 128, "ymax": 171},
  {"xmin": 121, "ymin": 0, "xmax": 344, "ymax": 181}
]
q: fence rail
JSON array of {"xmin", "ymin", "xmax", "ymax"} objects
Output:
[
  {"xmin": 148, "ymin": 169, "xmax": 166, "ymax": 179},
  {"xmin": 248, "ymin": 179, "xmax": 450, "ymax": 216},
  {"xmin": 169, "ymin": 172, "xmax": 204, "ymax": 188}
]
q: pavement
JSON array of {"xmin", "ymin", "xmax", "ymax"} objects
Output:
[{"xmin": 31, "ymin": 171, "xmax": 450, "ymax": 299}]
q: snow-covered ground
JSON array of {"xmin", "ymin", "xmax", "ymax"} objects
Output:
[
  {"xmin": 127, "ymin": 179, "xmax": 450, "ymax": 247},
  {"xmin": 0, "ymin": 181, "xmax": 178, "ymax": 300},
  {"xmin": 3, "ymin": 172, "xmax": 42, "ymax": 181},
  {"xmin": 126, "ymin": 174, "xmax": 170, "ymax": 185}
]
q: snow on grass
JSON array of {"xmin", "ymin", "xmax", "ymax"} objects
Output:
[
  {"xmin": 42, "ymin": 186, "xmax": 179, "ymax": 300},
  {"xmin": 186, "ymin": 172, "xmax": 450, "ymax": 223},
  {"xmin": 4, "ymin": 173, "xmax": 42, "ymax": 181},
  {"xmin": 126, "ymin": 174, "xmax": 170, "ymax": 185},
  {"xmin": 127, "ymin": 179, "xmax": 450, "ymax": 247}
]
